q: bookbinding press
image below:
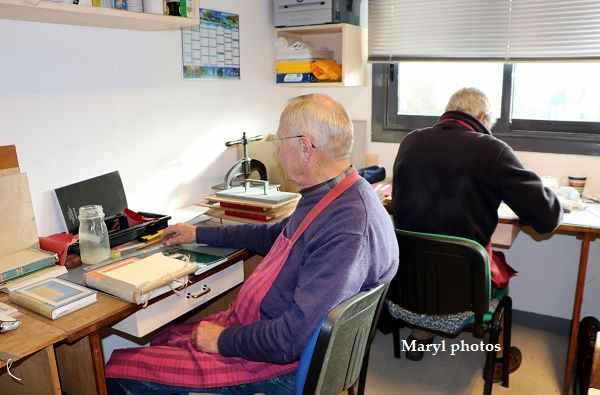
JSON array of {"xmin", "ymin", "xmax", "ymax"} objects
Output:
[{"xmin": 213, "ymin": 132, "xmax": 268, "ymax": 190}]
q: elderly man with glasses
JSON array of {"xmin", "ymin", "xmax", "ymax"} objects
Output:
[{"xmin": 106, "ymin": 94, "xmax": 399, "ymax": 395}]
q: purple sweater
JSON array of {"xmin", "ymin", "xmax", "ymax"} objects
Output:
[{"xmin": 195, "ymin": 175, "xmax": 398, "ymax": 364}]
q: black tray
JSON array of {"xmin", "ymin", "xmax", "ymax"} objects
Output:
[{"xmin": 68, "ymin": 211, "xmax": 170, "ymax": 255}]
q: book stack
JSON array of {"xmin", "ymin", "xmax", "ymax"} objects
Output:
[
  {"xmin": 201, "ymin": 188, "xmax": 300, "ymax": 224},
  {"xmin": 83, "ymin": 252, "xmax": 197, "ymax": 305}
]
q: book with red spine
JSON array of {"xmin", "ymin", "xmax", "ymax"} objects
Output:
[
  {"xmin": 223, "ymin": 210, "xmax": 272, "ymax": 222},
  {"xmin": 219, "ymin": 201, "xmax": 267, "ymax": 212}
]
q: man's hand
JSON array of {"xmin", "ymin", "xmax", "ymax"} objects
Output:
[
  {"xmin": 160, "ymin": 223, "xmax": 197, "ymax": 246},
  {"xmin": 191, "ymin": 321, "xmax": 225, "ymax": 354}
]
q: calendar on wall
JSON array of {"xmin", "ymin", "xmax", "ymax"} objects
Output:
[{"xmin": 182, "ymin": 9, "xmax": 240, "ymax": 80}]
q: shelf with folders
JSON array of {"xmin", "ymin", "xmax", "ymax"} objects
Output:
[
  {"xmin": 274, "ymin": 23, "xmax": 367, "ymax": 87},
  {"xmin": 0, "ymin": 0, "xmax": 198, "ymax": 30}
]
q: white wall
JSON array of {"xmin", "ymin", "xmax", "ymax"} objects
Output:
[{"xmin": 0, "ymin": 0, "xmax": 300, "ymax": 237}]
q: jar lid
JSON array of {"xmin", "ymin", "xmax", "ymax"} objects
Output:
[{"xmin": 78, "ymin": 205, "xmax": 105, "ymax": 220}]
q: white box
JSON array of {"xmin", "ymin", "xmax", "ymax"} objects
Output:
[{"xmin": 112, "ymin": 261, "xmax": 244, "ymax": 337}]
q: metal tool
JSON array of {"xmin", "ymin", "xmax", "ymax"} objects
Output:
[
  {"xmin": 0, "ymin": 312, "xmax": 20, "ymax": 333},
  {"xmin": 212, "ymin": 132, "xmax": 268, "ymax": 190}
]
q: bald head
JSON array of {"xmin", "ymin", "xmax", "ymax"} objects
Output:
[
  {"xmin": 445, "ymin": 87, "xmax": 494, "ymax": 130},
  {"xmin": 280, "ymin": 94, "xmax": 354, "ymax": 161}
]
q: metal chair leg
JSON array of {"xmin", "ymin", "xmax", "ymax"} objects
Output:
[
  {"xmin": 483, "ymin": 299, "xmax": 505, "ymax": 395},
  {"xmin": 392, "ymin": 321, "xmax": 401, "ymax": 359},
  {"xmin": 501, "ymin": 296, "xmax": 512, "ymax": 388},
  {"xmin": 356, "ymin": 349, "xmax": 370, "ymax": 395}
]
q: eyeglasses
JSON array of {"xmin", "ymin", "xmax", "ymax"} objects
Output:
[{"xmin": 269, "ymin": 134, "xmax": 317, "ymax": 150}]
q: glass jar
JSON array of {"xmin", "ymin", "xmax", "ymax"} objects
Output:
[{"xmin": 78, "ymin": 205, "xmax": 110, "ymax": 265}]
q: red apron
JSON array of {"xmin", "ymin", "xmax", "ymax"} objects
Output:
[
  {"xmin": 485, "ymin": 243, "xmax": 517, "ymax": 289},
  {"xmin": 105, "ymin": 171, "xmax": 361, "ymax": 388}
]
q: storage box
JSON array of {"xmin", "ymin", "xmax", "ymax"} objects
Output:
[
  {"xmin": 274, "ymin": 0, "xmax": 361, "ymax": 27},
  {"xmin": 54, "ymin": 171, "xmax": 170, "ymax": 255},
  {"xmin": 491, "ymin": 223, "xmax": 520, "ymax": 248}
]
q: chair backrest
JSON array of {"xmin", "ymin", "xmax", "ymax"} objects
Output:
[
  {"xmin": 390, "ymin": 229, "xmax": 490, "ymax": 317},
  {"xmin": 297, "ymin": 283, "xmax": 388, "ymax": 395}
]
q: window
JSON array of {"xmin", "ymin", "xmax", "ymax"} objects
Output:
[
  {"xmin": 512, "ymin": 64, "xmax": 600, "ymax": 123},
  {"xmin": 372, "ymin": 63, "xmax": 600, "ymax": 155},
  {"xmin": 396, "ymin": 63, "xmax": 503, "ymax": 117}
]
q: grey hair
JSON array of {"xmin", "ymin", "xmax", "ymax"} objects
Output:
[
  {"xmin": 445, "ymin": 87, "xmax": 494, "ymax": 129},
  {"xmin": 281, "ymin": 94, "xmax": 353, "ymax": 160}
]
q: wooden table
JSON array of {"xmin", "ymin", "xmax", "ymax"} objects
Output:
[
  {"xmin": 498, "ymin": 204, "xmax": 600, "ymax": 395},
  {"xmin": 0, "ymin": 294, "xmax": 65, "ymax": 395},
  {"xmin": 0, "ymin": 246, "xmax": 254, "ymax": 395},
  {"xmin": 52, "ymin": 247, "xmax": 252, "ymax": 395},
  {"xmin": 21, "ymin": 293, "xmax": 137, "ymax": 395}
]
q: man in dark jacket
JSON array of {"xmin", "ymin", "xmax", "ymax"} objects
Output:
[{"xmin": 391, "ymin": 87, "xmax": 562, "ymax": 379}]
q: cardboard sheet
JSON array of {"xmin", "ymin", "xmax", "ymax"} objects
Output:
[{"xmin": 0, "ymin": 172, "xmax": 39, "ymax": 256}]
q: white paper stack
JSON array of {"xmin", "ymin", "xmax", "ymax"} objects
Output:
[{"xmin": 274, "ymin": 37, "xmax": 333, "ymax": 61}]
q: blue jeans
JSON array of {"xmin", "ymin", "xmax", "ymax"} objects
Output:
[{"xmin": 106, "ymin": 372, "xmax": 296, "ymax": 395}]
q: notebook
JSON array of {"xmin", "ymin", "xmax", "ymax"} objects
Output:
[{"xmin": 9, "ymin": 278, "xmax": 97, "ymax": 320}]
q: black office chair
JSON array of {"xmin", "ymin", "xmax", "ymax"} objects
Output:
[
  {"xmin": 387, "ymin": 229, "xmax": 512, "ymax": 395},
  {"xmin": 295, "ymin": 283, "xmax": 389, "ymax": 395}
]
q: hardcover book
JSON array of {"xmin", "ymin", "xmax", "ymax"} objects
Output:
[
  {"xmin": 1, "ymin": 264, "xmax": 67, "ymax": 293},
  {"xmin": 9, "ymin": 278, "xmax": 97, "ymax": 320},
  {"xmin": 0, "ymin": 248, "xmax": 58, "ymax": 283}
]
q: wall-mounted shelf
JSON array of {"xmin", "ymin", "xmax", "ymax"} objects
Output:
[
  {"xmin": 0, "ymin": 0, "xmax": 199, "ymax": 30},
  {"xmin": 275, "ymin": 23, "xmax": 367, "ymax": 87}
]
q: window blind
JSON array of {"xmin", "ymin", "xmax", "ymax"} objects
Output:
[{"xmin": 368, "ymin": 0, "xmax": 600, "ymax": 62}]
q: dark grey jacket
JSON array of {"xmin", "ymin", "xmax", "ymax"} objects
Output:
[{"xmin": 392, "ymin": 111, "xmax": 562, "ymax": 246}]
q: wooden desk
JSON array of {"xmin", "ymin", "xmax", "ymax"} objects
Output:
[
  {"xmin": 498, "ymin": 205, "xmax": 600, "ymax": 395},
  {"xmin": 15, "ymin": 293, "xmax": 137, "ymax": 395},
  {"xmin": 0, "ymin": 246, "xmax": 253, "ymax": 395},
  {"xmin": 52, "ymin": 247, "xmax": 252, "ymax": 395},
  {"xmin": 0, "ymin": 294, "xmax": 65, "ymax": 394}
]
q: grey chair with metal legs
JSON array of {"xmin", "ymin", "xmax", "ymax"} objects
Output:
[
  {"xmin": 296, "ymin": 283, "xmax": 389, "ymax": 395},
  {"xmin": 386, "ymin": 229, "xmax": 513, "ymax": 395}
]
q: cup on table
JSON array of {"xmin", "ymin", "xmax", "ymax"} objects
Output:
[{"xmin": 568, "ymin": 175, "xmax": 587, "ymax": 194}]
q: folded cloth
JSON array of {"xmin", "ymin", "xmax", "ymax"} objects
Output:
[
  {"xmin": 122, "ymin": 208, "xmax": 154, "ymax": 228},
  {"xmin": 358, "ymin": 166, "xmax": 386, "ymax": 184},
  {"xmin": 39, "ymin": 233, "xmax": 75, "ymax": 266}
]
